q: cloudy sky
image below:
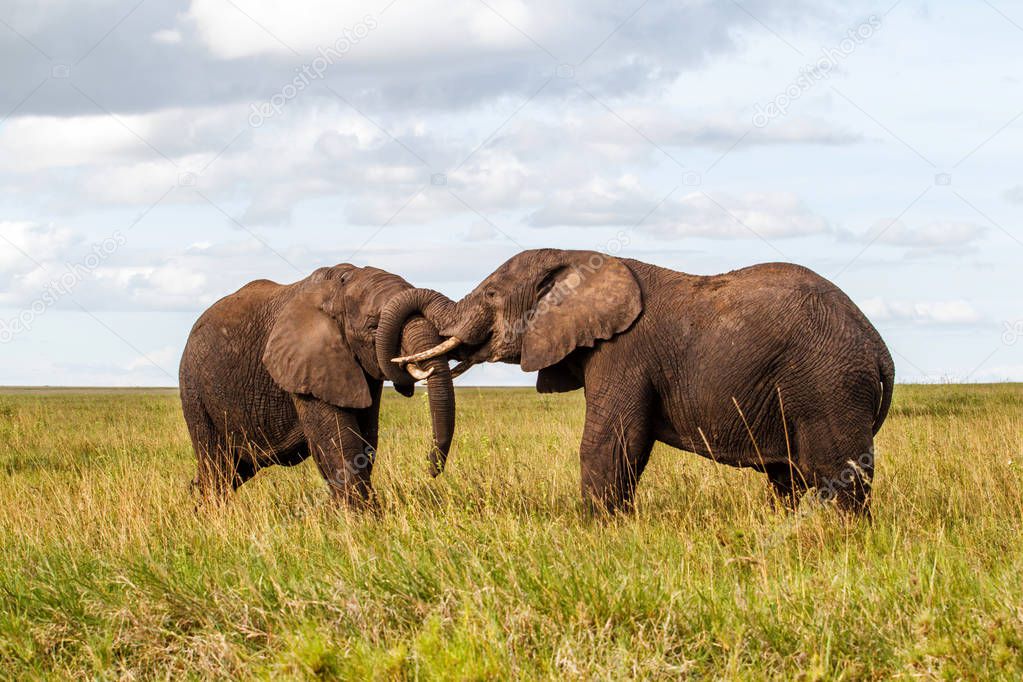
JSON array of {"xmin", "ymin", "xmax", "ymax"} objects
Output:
[{"xmin": 1, "ymin": 0, "xmax": 1021, "ymax": 386}]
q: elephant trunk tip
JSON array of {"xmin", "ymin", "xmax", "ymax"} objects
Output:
[{"xmin": 428, "ymin": 447, "xmax": 447, "ymax": 477}]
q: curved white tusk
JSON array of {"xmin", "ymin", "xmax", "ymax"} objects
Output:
[
  {"xmin": 393, "ymin": 336, "xmax": 463, "ymax": 366},
  {"xmin": 406, "ymin": 363, "xmax": 436, "ymax": 381}
]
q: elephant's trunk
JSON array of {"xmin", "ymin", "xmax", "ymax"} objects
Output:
[
  {"xmin": 400, "ymin": 316, "xmax": 456, "ymax": 476},
  {"xmin": 377, "ymin": 288, "xmax": 456, "ymax": 385}
]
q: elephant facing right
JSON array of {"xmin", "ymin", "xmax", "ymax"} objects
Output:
[{"xmin": 379, "ymin": 249, "xmax": 894, "ymax": 516}]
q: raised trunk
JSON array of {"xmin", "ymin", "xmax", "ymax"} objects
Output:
[
  {"xmin": 377, "ymin": 288, "xmax": 456, "ymax": 385},
  {"xmin": 400, "ymin": 316, "xmax": 456, "ymax": 476}
]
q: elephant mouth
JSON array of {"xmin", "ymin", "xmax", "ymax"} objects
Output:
[
  {"xmin": 394, "ymin": 331, "xmax": 517, "ymax": 379},
  {"xmin": 453, "ymin": 338, "xmax": 523, "ymax": 372},
  {"xmin": 446, "ymin": 336, "xmax": 491, "ymax": 376},
  {"xmin": 413, "ymin": 335, "xmax": 503, "ymax": 379},
  {"xmin": 451, "ymin": 338, "xmax": 488, "ymax": 363}
]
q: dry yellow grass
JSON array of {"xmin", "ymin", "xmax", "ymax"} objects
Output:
[{"xmin": 1, "ymin": 384, "xmax": 1023, "ymax": 679}]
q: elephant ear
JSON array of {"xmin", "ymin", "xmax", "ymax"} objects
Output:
[
  {"xmin": 521, "ymin": 255, "xmax": 642, "ymax": 373},
  {"xmin": 262, "ymin": 287, "xmax": 372, "ymax": 409}
]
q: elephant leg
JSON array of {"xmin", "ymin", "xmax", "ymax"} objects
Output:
[
  {"xmin": 225, "ymin": 455, "xmax": 257, "ymax": 492},
  {"xmin": 193, "ymin": 444, "xmax": 258, "ymax": 503},
  {"xmin": 578, "ymin": 387, "xmax": 654, "ymax": 515},
  {"xmin": 765, "ymin": 462, "xmax": 807, "ymax": 511},
  {"xmin": 797, "ymin": 423, "xmax": 875, "ymax": 517},
  {"xmin": 355, "ymin": 380, "xmax": 383, "ymax": 455},
  {"xmin": 293, "ymin": 396, "xmax": 376, "ymax": 508},
  {"xmin": 186, "ymin": 403, "xmax": 257, "ymax": 503}
]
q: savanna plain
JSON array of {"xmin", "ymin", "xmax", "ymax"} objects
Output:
[{"xmin": 2, "ymin": 384, "xmax": 1023, "ymax": 679}]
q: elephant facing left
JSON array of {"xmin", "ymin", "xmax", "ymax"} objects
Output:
[{"xmin": 179, "ymin": 264, "xmax": 457, "ymax": 507}]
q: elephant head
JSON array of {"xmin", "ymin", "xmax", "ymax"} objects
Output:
[
  {"xmin": 262, "ymin": 264, "xmax": 458, "ymax": 476},
  {"xmin": 375, "ymin": 249, "xmax": 642, "ymax": 391}
]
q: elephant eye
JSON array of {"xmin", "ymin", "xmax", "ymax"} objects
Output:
[{"xmin": 485, "ymin": 288, "xmax": 497, "ymax": 299}]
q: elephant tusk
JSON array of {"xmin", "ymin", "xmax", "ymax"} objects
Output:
[
  {"xmin": 393, "ymin": 336, "xmax": 462, "ymax": 366},
  {"xmin": 450, "ymin": 360, "xmax": 474, "ymax": 379},
  {"xmin": 406, "ymin": 363, "xmax": 435, "ymax": 381}
]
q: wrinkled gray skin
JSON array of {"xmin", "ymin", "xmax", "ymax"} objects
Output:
[
  {"xmin": 179, "ymin": 264, "xmax": 455, "ymax": 507},
  {"xmin": 378, "ymin": 249, "xmax": 894, "ymax": 515}
]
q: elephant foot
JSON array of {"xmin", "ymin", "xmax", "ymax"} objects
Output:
[{"xmin": 325, "ymin": 482, "xmax": 379, "ymax": 514}]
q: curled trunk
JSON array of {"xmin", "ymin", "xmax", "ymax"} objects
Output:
[
  {"xmin": 400, "ymin": 316, "xmax": 456, "ymax": 476},
  {"xmin": 377, "ymin": 288, "xmax": 456, "ymax": 385}
]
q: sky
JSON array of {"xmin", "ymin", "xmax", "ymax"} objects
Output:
[{"xmin": 0, "ymin": 0, "xmax": 1021, "ymax": 386}]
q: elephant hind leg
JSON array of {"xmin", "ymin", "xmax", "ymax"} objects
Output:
[
  {"xmin": 185, "ymin": 402, "xmax": 256, "ymax": 504},
  {"xmin": 765, "ymin": 462, "xmax": 807, "ymax": 511},
  {"xmin": 795, "ymin": 422, "xmax": 875, "ymax": 517}
]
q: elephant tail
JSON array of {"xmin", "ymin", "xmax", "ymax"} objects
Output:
[{"xmin": 873, "ymin": 349, "xmax": 895, "ymax": 435}]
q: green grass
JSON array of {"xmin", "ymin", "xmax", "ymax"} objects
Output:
[{"xmin": 2, "ymin": 384, "xmax": 1023, "ymax": 679}]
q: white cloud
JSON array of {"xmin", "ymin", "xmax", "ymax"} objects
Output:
[
  {"xmin": 124, "ymin": 345, "xmax": 180, "ymax": 372},
  {"xmin": 529, "ymin": 181, "xmax": 829, "ymax": 239},
  {"xmin": 971, "ymin": 364, "xmax": 1023, "ymax": 383},
  {"xmin": 0, "ymin": 221, "xmax": 76, "ymax": 273},
  {"xmin": 186, "ymin": 0, "xmax": 531, "ymax": 60},
  {"xmin": 0, "ymin": 225, "xmax": 524, "ymax": 314},
  {"xmin": 660, "ymin": 192, "xmax": 829, "ymax": 239},
  {"xmin": 0, "ymin": 106, "xmax": 246, "ymax": 174},
  {"xmin": 0, "ymin": 82, "xmax": 858, "ymax": 233},
  {"xmin": 841, "ymin": 219, "xmax": 988, "ymax": 252},
  {"xmin": 98, "ymin": 263, "xmax": 211, "ymax": 311},
  {"xmin": 0, "ymin": 222, "xmax": 106, "ymax": 308},
  {"xmin": 183, "ymin": 0, "xmax": 794, "ymax": 69},
  {"xmin": 0, "ymin": 221, "xmax": 135, "ymax": 314},
  {"xmin": 463, "ymin": 222, "xmax": 499, "ymax": 242},
  {"xmin": 152, "ymin": 29, "xmax": 182, "ymax": 44},
  {"xmin": 581, "ymin": 108, "xmax": 861, "ymax": 148},
  {"xmin": 0, "ymin": 221, "xmax": 213, "ymax": 313},
  {"xmin": 859, "ymin": 298, "xmax": 982, "ymax": 326},
  {"xmin": 1004, "ymin": 185, "xmax": 1023, "ymax": 204},
  {"xmin": 2, "ymin": 0, "xmax": 823, "ymax": 118},
  {"xmin": 0, "ymin": 116, "xmax": 149, "ymax": 172}
]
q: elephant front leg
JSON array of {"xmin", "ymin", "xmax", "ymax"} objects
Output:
[
  {"xmin": 293, "ymin": 396, "xmax": 376, "ymax": 508},
  {"xmin": 355, "ymin": 380, "xmax": 383, "ymax": 456},
  {"xmin": 578, "ymin": 391, "xmax": 654, "ymax": 515}
]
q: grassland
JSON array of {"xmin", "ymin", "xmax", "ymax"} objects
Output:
[{"xmin": 2, "ymin": 384, "xmax": 1023, "ymax": 679}]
